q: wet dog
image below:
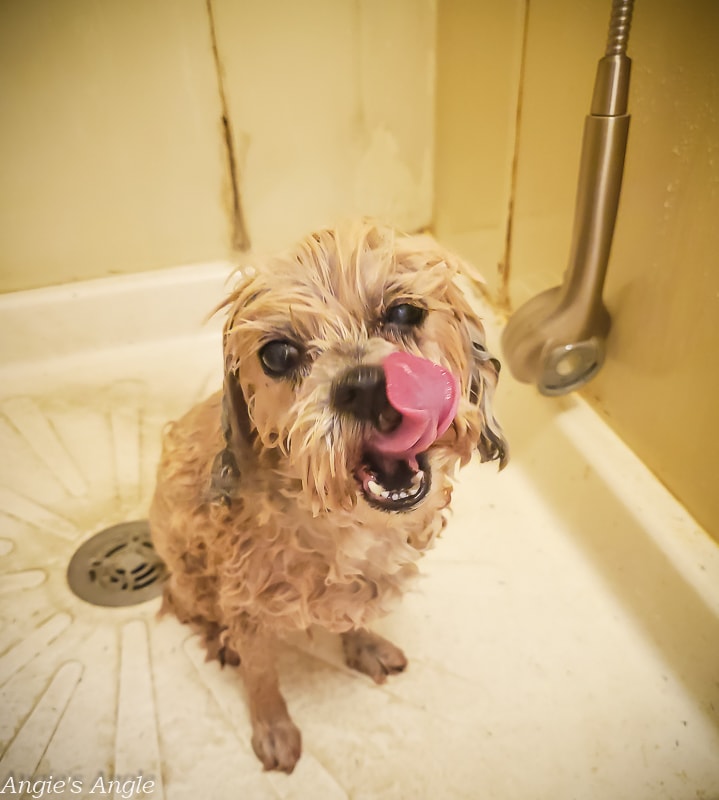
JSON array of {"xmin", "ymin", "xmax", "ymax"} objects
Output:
[{"xmin": 150, "ymin": 221, "xmax": 507, "ymax": 772}]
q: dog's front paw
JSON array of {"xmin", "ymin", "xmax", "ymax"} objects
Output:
[
  {"xmin": 251, "ymin": 716, "xmax": 302, "ymax": 774},
  {"xmin": 342, "ymin": 629, "xmax": 408, "ymax": 684}
]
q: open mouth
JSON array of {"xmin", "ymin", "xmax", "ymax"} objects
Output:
[
  {"xmin": 356, "ymin": 451, "xmax": 431, "ymax": 512},
  {"xmin": 342, "ymin": 351, "xmax": 458, "ymax": 513}
]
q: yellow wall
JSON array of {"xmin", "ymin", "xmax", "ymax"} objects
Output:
[
  {"xmin": 437, "ymin": 0, "xmax": 719, "ymax": 538},
  {"xmin": 0, "ymin": 0, "xmax": 233, "ymax": 292},
  {"xmin": 585, "ymin": 0, "xmax": 719, "ymax": 541},
  {"xmin": 508, "ymin": 0, "xmax": 607, "ymax": 303},
  {"xmin": 0, "ymin": 0, "xmax": 435, "ymax": 292},
  {"xmin": 212, "ymin": 0, "xmax": 436, "ymax": 253},
  {"xmin": 433, "ymin": 0, "xmax": 526, "ymax": 301}
]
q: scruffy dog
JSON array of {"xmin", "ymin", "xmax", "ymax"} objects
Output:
[{"xmin": 150, "ymin": 221, "xmax": 507, "ymax": 773}]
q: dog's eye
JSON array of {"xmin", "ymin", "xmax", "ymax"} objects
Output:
[
  {"xmin": 259, "ymin": 340, "xmax": 302, "ymax": 377},
  {"xmin": 385, "ymin": 303, "xmax": 427, "ymax": 327}
]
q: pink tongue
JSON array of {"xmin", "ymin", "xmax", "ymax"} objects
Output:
[{"xmin": 371, "ymin": 352, "xmax": 459, "ymax": 460}]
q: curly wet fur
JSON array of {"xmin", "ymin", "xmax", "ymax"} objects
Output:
[{"xmin": 149, "ymin": 220, "xmax": 507, "ymax": 772}]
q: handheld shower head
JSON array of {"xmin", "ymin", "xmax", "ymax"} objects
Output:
[
  {"xmin": 541, "ymin": 338, "xmax": 607, "ymax": 395},
  {"xmin": 501, "ymin": 284, "xmax": 610, "ymax": 395},
  {"xmin": 501, "ymin": 0, "xmax": 634, "ymax": 395}
]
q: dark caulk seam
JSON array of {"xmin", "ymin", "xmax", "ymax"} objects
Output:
[
  {"xmin": 207, "ymin": 0, "xmax": 250, "ymax": 251},
  {"xmin": 498, "ymin": 0, "xmax": 530, "ymax": 315}
]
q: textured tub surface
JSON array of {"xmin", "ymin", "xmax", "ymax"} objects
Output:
[{"xmin": 0, "ymin": 269, "xmax": 718, "ymax": 799}]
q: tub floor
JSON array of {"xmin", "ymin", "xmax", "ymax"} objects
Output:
[{"xmin": 1, "ymin": 282, "xmax": 718, "ymax": 799}]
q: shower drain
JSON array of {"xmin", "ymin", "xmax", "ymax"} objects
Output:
[{"xmin": 67, "ymin": 520, "xmax": 167, "ymax": 607}]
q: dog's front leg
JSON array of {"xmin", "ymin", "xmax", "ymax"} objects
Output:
[{"xmin": 237, "ymin": 629, "xmax": 302, "ymax": 773}]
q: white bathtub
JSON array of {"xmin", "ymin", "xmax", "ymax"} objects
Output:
[{"xmin": 1, "ymin": 264, "xmax": 717, "ymax": 800}]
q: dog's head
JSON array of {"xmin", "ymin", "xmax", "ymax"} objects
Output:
[{"xmin": 218, "ymin": 221, "xmax": 507, "ymax": 516}]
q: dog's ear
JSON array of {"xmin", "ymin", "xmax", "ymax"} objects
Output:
[
  {"xmin": 208, "ymin": 359, "xmax": 256, "ymax": 506},
  {"xmin": 222, "ymin": 364, "xmax": 256, "ymax": 453},
  {"xmin": 468, "ymin": 326, "xmax": 509, "ymax": 470}
]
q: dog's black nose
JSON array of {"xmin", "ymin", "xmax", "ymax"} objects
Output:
[
  {"xmin": 332, "ymin": 365, "xmax": 385, "ymax": 421},
  {"xmin": 332, "ymin": 365, "xmax": 400, "ymax": 430}
]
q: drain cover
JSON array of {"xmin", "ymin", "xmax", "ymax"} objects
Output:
[{"xmin": 67, "ymin": 520, "xmax": 167, "ymax": 607}]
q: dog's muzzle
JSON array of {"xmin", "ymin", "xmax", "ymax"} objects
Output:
[
  {"xmin": 331, "ymin": 354, "xmax": 459, "ymax": 512},
  {"xmin": 331, "ymin": 364, "xmax": 429, "ymax": 511}
]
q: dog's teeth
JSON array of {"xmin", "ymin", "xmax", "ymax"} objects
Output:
[
  {"xmin": 365, "ymin": 469, "xmax": 426, "ymax": 505},
  {"xmin": 367, "ymin": 480, "xmax": 384, "ymax": 497}
]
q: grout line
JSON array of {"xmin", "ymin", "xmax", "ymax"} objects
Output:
[
  {"xmin": 206, "ymin": 0, "xmax": 250, "ymax": 253},
  {"xmin": 497, "ymin": 0, "xmax": 531, "ymax": 315}
]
